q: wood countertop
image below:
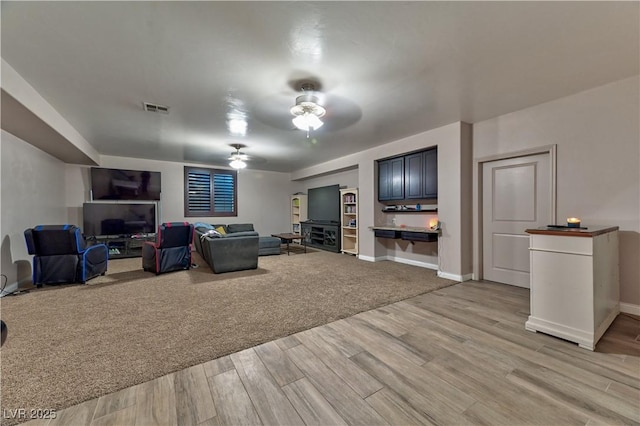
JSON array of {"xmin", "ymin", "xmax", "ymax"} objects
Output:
[{"xmin": 525, "ymin": 225, "xmax": 619, "ymax": 238}]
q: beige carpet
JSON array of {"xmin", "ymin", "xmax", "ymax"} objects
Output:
[{"xmin": 0, "ymin": 249, "xmax": 455, "ymax": 418}]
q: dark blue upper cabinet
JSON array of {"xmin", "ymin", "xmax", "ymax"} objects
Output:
[
  {"xmin": 404, "ymin": 153, "xmax": 423, "ymax": 199},
  {"xmin": 378, "ymin": 160, "xmax": 390, "ymax": 200},
  {"xmin": 422, "ymin": 148, "xmax": 438, "ymax": 199},
  {"xmin": 378, "ymin": 157, "xmax": 405, "ymax": 200},
  {"xmin": 378, "ymin": 148, "xmax": 437, "ymax": 201},
  {"xmin": 390, "ymin": 157, "xmax": 405, "ymax": 200}
]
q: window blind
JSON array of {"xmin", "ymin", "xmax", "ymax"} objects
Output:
[{"xmin": 184, "ymin": 167, "xmax": 237, "ymax": 217}]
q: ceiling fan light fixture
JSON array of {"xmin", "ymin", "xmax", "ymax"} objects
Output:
[
  {"xmin": 229, "ymin": 143, "xmax": 248, "ymax": 169},
  {"xmin": 290, "ymin": 88, "xmax": 325, "ymax": 133},
  {"xmin": 289, "ymin": 95, "xmax": 326, "ymax": 117},
  {"xmin": 229, "ymin": 158, "xmax": 247, "ymax": 169},
  {"xmin": 292, "ymin": 113, "xmax": 324, "ymax": 131}
]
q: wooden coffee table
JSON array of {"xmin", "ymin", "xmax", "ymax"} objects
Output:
[{"xmin": 271, "ymin": 233, "xmax": 306, "ymax": 256}]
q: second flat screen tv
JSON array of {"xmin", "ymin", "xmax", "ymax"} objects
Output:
[
  {"xmin": 307, "ymin": 184, "xmax": 340, "ymax": 224},
  {"xmin": 91, "ymin": 167, "xmax": 161, "ymax": 201},
  {"xmin": 83, "ymin": 203, "xmax": 157, "ymax": 237}
]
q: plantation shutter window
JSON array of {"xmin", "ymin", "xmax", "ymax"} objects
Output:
[
  {"xmin": 186, "ymin": 169, "xmax": 212, "ymax": 214},
  {"xmin": 184, "ymin": 167, "xmax": 237, "ymax": 217},
  {"xmin": 213, "ymin": 174, "xmax": 235, "ymax": 213}
]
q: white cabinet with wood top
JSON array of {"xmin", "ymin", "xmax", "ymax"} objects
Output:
[{"xmin": 525, "ymin": 225, "xmax": 619, "ymax": 350}]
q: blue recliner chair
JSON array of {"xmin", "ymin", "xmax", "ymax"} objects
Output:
[
  {"xmin": 142, "ymin": 222, "xmax": 194, "ymax": 275},
  {"xmin": 24, "ymin": 224, "xmax": 108, "ymax": 287}
]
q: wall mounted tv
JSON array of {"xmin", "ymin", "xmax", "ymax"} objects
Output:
[
  {"xmin": 91, "ymin": 167, "xmax": 161, "ymax": 201},
  {"xmin": 83, "ymin": 202, "xmax": 157, "ymax": 237},
  {"xmin": 307, "ymin": 184, "xmax": 340, "ymax": 224}
]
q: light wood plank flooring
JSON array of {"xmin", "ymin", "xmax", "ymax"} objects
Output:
[{"xmin": 26, "ymin": 281, "xmax": 640, "ymax": 425}]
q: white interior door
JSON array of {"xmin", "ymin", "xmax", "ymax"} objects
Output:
[{"xmin": 482, "ymin": 153, "xmax": 552, "ymax": 288}]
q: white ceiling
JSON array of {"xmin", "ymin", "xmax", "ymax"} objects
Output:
[{"xmin": 2, "ymin": 1, "xmax": 638, "ymax": 172}]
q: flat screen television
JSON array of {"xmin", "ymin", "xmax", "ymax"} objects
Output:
[
  {"xmin": 307, "ymin": 184, "xmax": 340, "ymax": 224},
  {"xmin": 91, "ymin": 167, "xmax": 161, "ymax": 201},
  {"xmin": 83, "ymin": 202, "xmax": 157, "ymax": 237}
]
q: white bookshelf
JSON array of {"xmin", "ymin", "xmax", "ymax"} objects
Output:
[
  {"xmin": 291, "ymin": 194, "xmax": 308, "ymax": 235},
  {"xmin": 340, "ymin": 188, "xmax": 358, "ymax": 255}
]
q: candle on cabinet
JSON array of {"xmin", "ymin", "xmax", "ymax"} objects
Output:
[{"xmin": 567, "ymin": 217, "xmax": 581, "ymax": 228}]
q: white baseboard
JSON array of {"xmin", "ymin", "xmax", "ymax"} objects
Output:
[
  {"xmin": 357, "ymin": 254, "xmax": 377, "ymax": 262},
  {"xmin": 0, "ymin": 282, "xmax": 18, "ymax": 297},
  {"xmin": 0, "ymin": 279, "xmax": 31, "ymax": 298},
  {"xmin": 437, "ymin": 271, "xmax": 473, "ymax": 282},
  {"xmin": 356, "ymin": 255, "xmax": 438, "ymax": 271},
  {"xmin": 620, "ymin": 302, "xmax": 640, "ymax": 316},
  {"xmin": 385, "ymin": 255, "xmax": 438, "ymax": 270},
  {"xmin": 339, "ymin": 255, "xmax": 473, "ymax": 283}
]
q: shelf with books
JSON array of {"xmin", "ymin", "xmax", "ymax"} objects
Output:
[
  {"xmin": 291, "ymin": 194, "xmax": 308, "ymax": 235},
  {"xmin": 340, "ymin": 188, "xmax": 358, "ymax": 255}
]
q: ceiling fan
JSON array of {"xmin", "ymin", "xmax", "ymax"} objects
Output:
[
  {"xmin": 228, "ymin": 143, "xmax": 249, "ymax": 169},
  {"xmin": 289, "ymin": 82, "xmax": 326, "ymax": 137},
  {"xmin": 251, "ymin": 76, "xmax": 362, "ymax": 134}
]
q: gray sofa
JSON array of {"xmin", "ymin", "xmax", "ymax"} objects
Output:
[
  {"xmin": 194, "ymin": 223, "xmax": 259, "ymax": 273},
  {"xmin": 259, "ymin": 235, "xmax": 282, "ymax": 256}
]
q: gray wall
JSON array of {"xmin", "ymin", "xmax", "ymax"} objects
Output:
[
  {"xmin": 291, "ymin": 167, "xmax": 359, "ymax": 194},
  {"xmin": 291, "ymin": 122, "xmax": 473, "ymax": 280},
  {"xmin": 3, "ymin": 71, "xmax": 637, "ymax": 309},
  {"xmin": 473, "ymin": 75, "xmax": 640, "ymax": 307},
  {"xmin": 65, "ymin": 155, "xmax": 293, "ymax": 237},
  {"xmin": 1, "ymin": 131, "xmax": 68, "ymax": 290}
]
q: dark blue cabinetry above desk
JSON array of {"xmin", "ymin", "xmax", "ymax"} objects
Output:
[
  {"xmin": 378, "ymin": 157, "xmax": 405, "ymax": 200},
  {"xmin": 378, "ymin": 147, "xmax": 437, "ymax": 201}
]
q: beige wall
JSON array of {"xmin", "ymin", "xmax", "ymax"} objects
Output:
[
  {"xmin": 65, "ymin": 155, "xmax": 294, "ymax": 236},
  {"xmin": 1, "ymin": 59, "xmax": 100, "ymax": 165},
  {"xmin": 292, "ymin": 122, "xmax": 473, "ymax": 280},
  {"xmin": 6, "ymin": 67, "xmax": 635, "ymax": 305},
  {"xmin": 429, "ymin": 122, "xmax": 473, "ymax": 279},
  {"xmin": 1, "ymin": 131, "xmax": 68, "ymax": 289},
  {"xmin": 460, "ymin": 122, "xmax": 474, "ymax": 275},
  {"xmin": 291, "ymin": 167, "xmax": 359, "ymax": 192},
  {"xmin": 473, "ymin": 75, "xmax": 640, "ymax": 307}
]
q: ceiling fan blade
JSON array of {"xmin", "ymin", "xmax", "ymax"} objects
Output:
[{"xmin": 229, "ymin": 154, "xmax": 249, "ymax": 161}]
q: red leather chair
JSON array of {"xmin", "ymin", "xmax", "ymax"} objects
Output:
[{"xmin": 142, "ymin": 222, "xmax": 194, "ymax": 275}]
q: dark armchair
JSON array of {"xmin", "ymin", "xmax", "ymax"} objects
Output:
[
  {"xmin": 24, "ymin": 224, "xmax": 108, "ymax": 286},
  {"xmin": 142, "ymin": 222, "xmax": 194, "ymax": 275}
]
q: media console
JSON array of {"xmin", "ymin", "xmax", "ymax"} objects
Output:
[
  {"xmin": 301, "ymin": 221, "xmax": 340, "ymax": 253},
  {"xmin": 88, "ymin": 234, "xmax": 156, "ymax": 259}
]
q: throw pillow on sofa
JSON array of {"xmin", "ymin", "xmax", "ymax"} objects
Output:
[
  {"xmin": 215, "ymin": 226, "xmax": 227, "ymax": 235},
  {"xmin": 227, "ymin": 223, "xmax": 254, "ymax": 233}
]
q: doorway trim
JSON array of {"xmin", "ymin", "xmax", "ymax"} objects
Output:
[{"xmin": 473, "ymin": 144, "xmax": 557, "ymax": 281}]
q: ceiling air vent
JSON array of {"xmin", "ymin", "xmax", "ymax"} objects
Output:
[{"xmin": 142, "ymin": 102, "xmax": 170, "ymax": 114}]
